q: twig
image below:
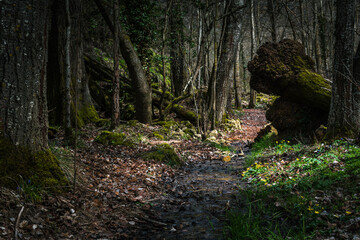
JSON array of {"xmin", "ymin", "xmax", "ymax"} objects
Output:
[{"xmin": 14, "ymin": 206, "xmax": 24, "ymax": 240}]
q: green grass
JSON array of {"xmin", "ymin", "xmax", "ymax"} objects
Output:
[{"xmin": 226, "ymin": 139, "xmax": 360, "ymax": 239}]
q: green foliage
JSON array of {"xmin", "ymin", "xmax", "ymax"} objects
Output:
[
  {"xmin": 121, "ymin": 0, "xmax": 161, "ymax": 59},
  {"xmin": 245, "ymin": 133, "xmax": 277, "ymax": 166},
  {"xmin": 17, "ymin": 179, "xmax": 42, "ymax": 202},
  {"xmin": 143, "ymin": 143, "xmax": 183, "ymax": 167},
  {"xmin": 153, "ymin": 132, "xmax": 164, "ymax": 140},
  {"xmin": 95, "ymin": 131, "xmax": 135, "ymax": 147},
  {"xmin": 225, "ymin": 192, "xmax": 302, "ymax": 240},
  {"xmin": 230, "ymin": 140, "xmax": 360, "ymax": 239}
]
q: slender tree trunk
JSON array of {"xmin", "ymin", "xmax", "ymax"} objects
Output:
[
  {"xmin": 313, "ymin": 0, "xmax": 322, "ymax": 73},
  {"xmin": 267, "ymin": 0, "xmax": 277, "ymax": 42},
  {"xmin": 93, "ymin": 0, "xmax": 152, "ymax": 123},
  {"xmin": 111, "ymin": 0, "xmax": 120, "ymax": 129},
  {"xmin": 170, "ymin": 0, "xmax": 187, "ymax": 97},
  {"xmin": 214, "ymin": 0, "xmax": 242, "ymax": 122},
  {"xmin": 47, "ymin": 0, "xmax": 98, "ymax": 130},
  {"xmin": 327, "ymin": 0, "xmax": 357, "ymax": 138},
  {"xmin": 353, "ymin": 41, "xmax": 360, "ymax": 137},
  {"xmin": 1, "ymin": 0, "xmax": 50, "ymax": 151},
  {"xmin": 65, "ymin": 0, "xmax": 72, "ymax": 138},
  {"xmin": 249, "ymin": 0, "xmax": 256, "ymax": 109},
  {"xmin": 159, "ymin": 0, "xmax": 173, "ymax": 120},
  {"xmin": 234, "ymin": 48, "xmax": 242, "ymax": 110}
]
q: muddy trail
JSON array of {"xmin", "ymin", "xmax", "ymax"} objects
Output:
[
  {"xmin": 139, "ymin": 146, "xmax": 248, "ymax": 239},
  {"xmin": 0, "ymin": 109, "xmax": 266, "ymax": 240},
  {"xmin": 135, "ymin": 109, "xmax": 267, "ymax": 239}
]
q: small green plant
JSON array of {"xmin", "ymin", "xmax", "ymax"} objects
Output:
[
  {"xmin": 17, "ymin": 179, "xmax": 42, "ymax": 202},
  {"xmin": 225, "ymin": 192, "xmax": 295, "ymax": 240}
]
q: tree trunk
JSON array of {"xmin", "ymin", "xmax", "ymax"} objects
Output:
[
  {"xmin": 93, "ymin": 0, "xmax": 152, "ymax": 124},
  {"xmin": 249, "ymin": 0, "xmax": 256, "ymax": 108},
  {"xmin": 353, "ymin": 41, "xmax": 360, "ymax": 138},
  {"xmin": 1, "ymin": 0, "xmax": 50, "ymax": 151},
  {"xmin": 111, "ymin": 0, "xmax": 120, "ymax": 129},
  {"xmin": 327, "ymin": 0, "xmax": 357, "ymax": 138},
  {"xmin": 65, "ymin": 0, "xmax": 72, "ymax": 138},
  {"xmin": 234, "ymin": 49, "xmax": 242, "ymax": 109},
  {"xmin": 313, "ymin": 0, "xmax": 322, "ymax": 73},
  {"xmin": 267, "ymin": 0, "xmax": 277, "ymax": 42},
  {"xmin": 214, "ymin": 0, "xmax": 242, "ymax": 122},
  {"xmin": 47, "ymin": 0, "xmax": 99, "ymax": 130},
  {"xmin": 170, "ymin": 0, "xmax": 187, "ymax": 97}
]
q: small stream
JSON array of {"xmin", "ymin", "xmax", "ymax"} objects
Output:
[{"xmin": 139, "ymin": 142, "xmax": 249, "ymax": 239}]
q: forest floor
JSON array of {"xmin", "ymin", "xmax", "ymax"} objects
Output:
[{"xmin": 0, "ymin": 109, "xmax": 267, "ymax": 240}]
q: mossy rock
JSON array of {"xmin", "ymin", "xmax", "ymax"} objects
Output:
[
  {"xmin": 143, "ymin": 143, "xmax": 183, "ymax": 167},
  {"xmin": 180, "ymin": 120, "xmax": 194, "ymax": 129},
  {"xmin": 155, "ymin": 120, "xmax": 179, "ymax": 130},
  {"xmin": 248, "ymin": 39, "xmax": 331, "ymax": 111},
  {"xmin": 0, "ymin": 138, "xmax": 68, "ymax": 192},
  {"xmin": 95, "ymin": 131, "xmax": 134, "ymax": 147},
  {"xmin": 152, "ymin": 132, "xmax": 165, "ymax": 140}
]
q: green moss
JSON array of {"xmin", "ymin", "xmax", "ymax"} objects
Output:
[
  {"xmin": 298, "ymin": 70, "xmax": 331, "ymax": 109},
  {"xmin": 128, "ymin": 120, "xmax": 138, "ymax": 127},
  {"xmin": 143, "ymin": 143, "xmax": 183, "ymax": 167},
  {"xmin": 180, "ymin": 121, "xmax": 194, "ymax": 129},
  {"xmin": 77, "ymin": 104, "xmax": 100, "ymax": 128},
  {"xmin": 0, "ymin": 138, "xmax": 68, "ymax": 192},
  {"xmin": 123, "ymin": 104, "xmax": 135, "ymax": 120},
  {"xmin": 155, "ymin": 120, "xmax": 179, "ymax": 130},
  {"xmin": 95, "ymin": 131, "xmax": 134, "ymax": 147},
  {"xmin": 153, "ymin": 132, "xmax": 165, "ymax": 140},
  {"xmin": 183, "ymin": 128, "xmax": 195, "ymax": 137}
]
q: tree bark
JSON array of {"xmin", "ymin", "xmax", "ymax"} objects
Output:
[
  {"xmin": 170, "ymin": 0, "xmax": 187, "ymax": 97},
  {"xmin": 327, "ymin": 0, "xmax": 357, "ymax": 138},
  {"xmin": 267, "ymin": 0, "xmax": 277, "ymax": 42},
  {"xmin": 65, "ymin": 0, "xmax": 72, "ymax": 137},
  {"xmin": 47, "ymin": 0, "xmax": 98, "ymax": 130},
  {"xmin": 93, "ymin": 0, "xmax": 152, "ymax": 123},
  {"xmin": 214, "ymin": 0, "xmax": 242, "ymax": 122},
  {"xmin": 111, "ymin": 0, "xmax": 120, "ymax": 129},
  {"xmin": 249, "ymin": 0, "xmax": 256, "ymax": 108},
  {"xmin": 0, "ymin": 0, "xmax": 50, "ymax": 151},
  {"xmin": 234, "ymin": 48, "xmax": 242, "ymax": 109}
]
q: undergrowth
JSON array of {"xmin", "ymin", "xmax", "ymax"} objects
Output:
[{"xmin": 226, "ymin": 139, "xmax": 360, "ymax": 239}]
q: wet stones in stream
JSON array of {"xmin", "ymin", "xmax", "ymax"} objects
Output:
[{"xmin": 140, "ymin": 150, "xmax": 247, "ymax": 239}]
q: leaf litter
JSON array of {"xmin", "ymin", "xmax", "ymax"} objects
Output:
[{"xmin": 0, "ymin": 109, "xmax": 267, "ymax": 239}]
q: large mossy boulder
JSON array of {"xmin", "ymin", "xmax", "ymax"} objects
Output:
[{"xmin": 248, "ymin": 39, "xmax": 331, "ymax": 111}]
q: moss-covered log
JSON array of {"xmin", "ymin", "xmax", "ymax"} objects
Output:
[
  {"xmin": 153, "ymin": 94, "xmax": 198, "ymax": 124},
  {"xmin": 248, "ymin": 39, "xmax": 331, "ymax": 111}
]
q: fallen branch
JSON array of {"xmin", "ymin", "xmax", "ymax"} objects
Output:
[{"xmin": 14, "ymin": 205, "xmax": 24, "ymax": 240}]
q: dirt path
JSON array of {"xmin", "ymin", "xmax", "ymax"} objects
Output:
[
  {"xmin": 136, "ymin": 109, "xmax": 267, "ymax": 239},
  {"xmin": 0, "ymin": 109, "xmax": 267, "ymax": 240}
]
